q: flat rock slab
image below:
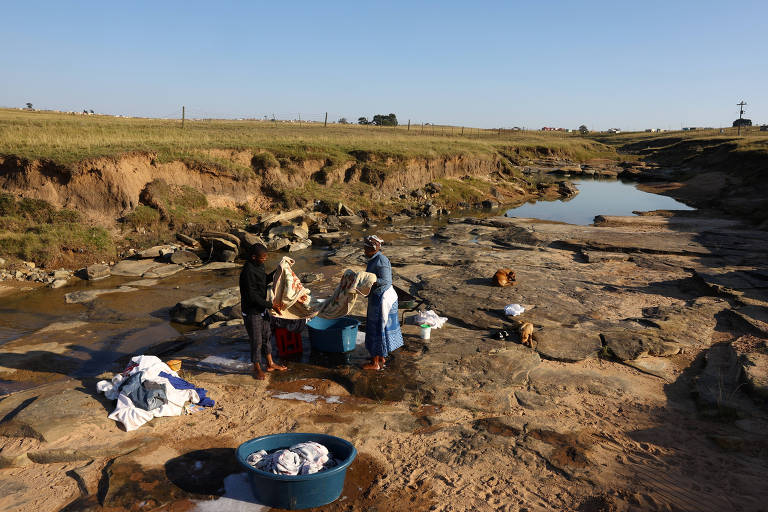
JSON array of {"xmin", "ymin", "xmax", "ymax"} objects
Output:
[
  {"xmin": 111, "ymin": 259, "xmax": 182, "ymax": 278},
  {"xmin": 533, "ymin": 327, "xmax": 602, "ymax": 362},
  {"xmin": 65, "ymin": 286, "xmax": 136, "ymax": 304},
  {"xmin": 625, "ymin": 357, "xmax": 676, "ymax": 381},
  {"xmin": 0, "ymin": 381, "xmax": 111, "ymax": 443},
  {"xmin": 529, "ymin": 365, "xmax": 644, "ymax": 399},
  {"xmin": 191, "ymin": 262, "xmax": 241, "ymax": 272},
  {"xmin": 732, "ymin": 306, "xmax": 768, "ymax": 337},
  {"xmin": 739, "ymin": 352, "xmax": 768, "ymax": 399},
  {"xmin": 170, "ymin": 287, "xmax": 241, "ymax": 324},
  {"xmin": 601, "ymin": 329, "xmax": 679, "ymax": 361},
  {"xmin": 122, "ymin": 278, "xmax": 160, "ymax": 287},
  {"xmin": 142, "ymin": 263, "xmax": 183, "ymax": 278}
]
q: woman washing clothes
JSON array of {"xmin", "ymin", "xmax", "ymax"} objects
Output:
[{"xmin": 362, "ymin": 235, "xmax": 404, "ymax": 370}]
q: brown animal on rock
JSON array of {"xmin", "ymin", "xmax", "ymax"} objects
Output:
[
  {"xmin": 519, "ymin": 322, "xmax": 535, "ymax": 348},
  {"xmin": 493, "ymin": 268, "xmax": 516, "ymax": 287}
]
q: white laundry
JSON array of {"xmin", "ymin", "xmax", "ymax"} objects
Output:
[
  {"xmin": 246, "ymin": 442, "xmax": 336, "ymax": 476},
  {"xmin": 97, "ymin": 355, "xmax": 200, "ymax": 432},
  {"xmin": 504, "ymin": 304, "xmax": 525, "ymax": 316},
  {"xmin": 414, "ymin": 310, "xmax": 448, "ymax": 329}
]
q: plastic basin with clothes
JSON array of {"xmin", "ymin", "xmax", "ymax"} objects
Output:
[
  {"xmin": 306, "ymin": 316, "xmax": 360, "ymax": 353},
  {"xmin": 236, "ymin": 433, "xmax": 357, "ymax": 510}
]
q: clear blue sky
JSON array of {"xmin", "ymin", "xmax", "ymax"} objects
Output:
[{"xmin": 2, "ymin": 1, "xmax": 766, "ymax": 130}]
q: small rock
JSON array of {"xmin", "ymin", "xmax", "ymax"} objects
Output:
[
  {"xmin": 138, "ymin": 245, "xmax": 175, "ymax": 259},
  {"xmin": 52, "ymin": 270, "xmax": 70, "ymax": 280},
  {"xmin": 481, "ymin": 200, "xmax": 499, "ymax": 209},
  {"xmin": 266, "ymin": 238, "xmax": 291, "ymax": 251},
  {"xmin": 339, "ymin": 215, "xmax": 364, "ymax": 226},
  {"xmin": 298, "ymin": 272, "xmax": 324, "ymax": 284},
  {"xmin": 287, "ymin": 240, "xmax": 312, "ymax": 252},
  {"xmin": 168, "ymin": 250, "xmax": 201, "ymax": 266},
  {"xmin": 176, "ymin": 233, "xmax": 199, "ymax": 247},
  {"xmin": 0, "ymin": 257, "xmax": 6, "ymax": 266},
  {"xmin": 23, "ymin": 261, "xmax": 35, "ymax": 269},
  {"xmin": 85, "ymin": 264, "xmax": 110, "ymax": 280}
]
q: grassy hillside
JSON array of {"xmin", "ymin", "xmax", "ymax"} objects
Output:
[{"xmin": 0, "ymin": 109, "xmax": 616, "ymax": 169}]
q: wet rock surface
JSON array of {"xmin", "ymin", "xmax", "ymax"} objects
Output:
[{"xmin": 3, "ymin": 209, "xmax": 768, "ymax": 511}]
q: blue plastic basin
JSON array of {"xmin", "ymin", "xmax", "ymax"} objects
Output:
[
  {"xmin": 306, "ymin": 316, "xmax": 360, "ymax": 353},
  {"xmin": 236, "ymin": 432, "xmax": 357, "ymax": 510}
]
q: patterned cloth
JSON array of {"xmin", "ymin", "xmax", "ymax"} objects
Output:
[
  {"xmin": 267, "ymin": 256, "xmax": 315, "ymax": 320},
  {"xmin": 365, "ymin": 251, "xmax": 404, "ymax": 358},
  {"xmin": 317, "ymin": 269, "xmax": 377, "ymax": 319}
]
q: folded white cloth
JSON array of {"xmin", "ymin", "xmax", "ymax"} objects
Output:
[{"xmin": 504, "ymin": 304, "xmax": 525, "ymax": 316}]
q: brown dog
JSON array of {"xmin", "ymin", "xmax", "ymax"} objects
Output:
[
  {"xmin": 519, "ymin": 322, "xmax": 535, "ymax": 348},
  {"xmin": 493, "ymin": 268, "xmax": 516, "ymax": 287}
]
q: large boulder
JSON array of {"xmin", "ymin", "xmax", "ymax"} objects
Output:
[{"xmin": 169, "ymin": 287, "xmax": 241, "ymax": 325}]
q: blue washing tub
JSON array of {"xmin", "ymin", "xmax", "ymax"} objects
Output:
[
  {"xmin": 236, "ymin": 433, "xmax": 357, "ymax": 510},
  {"xmin": 306, "ymin": 316, "xmax": 360, "ymax": 353}
]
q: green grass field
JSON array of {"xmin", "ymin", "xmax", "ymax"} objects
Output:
[{"xmin": 0, "ymin": 108, "xmax": 617, "ymax": 170}]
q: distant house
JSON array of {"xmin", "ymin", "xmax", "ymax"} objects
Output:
[{"xmin": 607, "ymin": 128, "xmax": 621, "ymax": 134}]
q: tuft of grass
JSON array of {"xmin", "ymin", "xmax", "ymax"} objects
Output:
[{"xmin": 125, "ymin": 205, "xmax": 161, "ymax": 230}]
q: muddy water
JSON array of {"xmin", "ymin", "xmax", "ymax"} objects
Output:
[{"xmin": 0, "ymin": 179, "xmax": 693, "ymax": 395}]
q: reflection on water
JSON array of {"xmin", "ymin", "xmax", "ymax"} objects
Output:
[{"xmin": 506, "ymin": 178, "xmax": 693, "ymax": 225}]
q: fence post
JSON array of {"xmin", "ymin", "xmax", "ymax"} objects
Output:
[
  {"xmin": 407, "ymin": 119, "xmax": 410, "ymax": 131},
  {"xmin": 182, "ymin": 106, "xmax": 185, "ymax": 129},
  {"xmin": 461, "ymin": 126, "xmax": 464, "ymax": 136},
  {"xmin": 324, "ymin": 112, "xmax": 328, "ymax": 127}
]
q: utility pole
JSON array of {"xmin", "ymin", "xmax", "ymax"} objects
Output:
[
  {"xmin": 298, "ymin": 113, "xmax": 301, "ymax": 127},
  {"xmin": 182, "ymin": 106, "xmax": 185, "ymax": 129},
  {"xmin": 324, "ymin": 112, "xmax": 328, "ymax": 127},
  {"xmin": 407, "ymin": 119, "xmax": 410, "ymax": 131},
  {"xmin": 737, "ymin": 100, "xmax": 747, "ymax": 136}
]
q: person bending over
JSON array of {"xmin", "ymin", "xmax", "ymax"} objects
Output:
[{"xmin": 239, "ymin": 243, "xmax": 287, "ymax": 380}]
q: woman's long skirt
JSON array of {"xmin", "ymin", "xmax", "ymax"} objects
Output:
[{"xmin": 365, "ymin": 289, "xmax": 404, "ymax": 358}]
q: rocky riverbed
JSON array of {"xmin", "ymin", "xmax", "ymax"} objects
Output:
[{"xmin": 1, "ymin": 206, "xmax": 768, "ymax": 511}]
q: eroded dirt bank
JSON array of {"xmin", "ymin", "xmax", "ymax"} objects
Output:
[
  {"xmin": 0, "ymin": 151, "xmax": 519, "ymax": 222},
  {"xmin": 1, "ymin": 209, "xmax": 767, "ymax": 511}
]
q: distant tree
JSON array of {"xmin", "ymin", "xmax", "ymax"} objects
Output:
[
  {"xmin": 25, "ymin": 102, "xmax": 33, "ymax": 109},
  {"xmin": 733, "ymin": 118, "xmax": 752, "ymax": 127},
  {"xmin": 338, "ymin": 117, "xmax": 348, "ymax": 124},
  {"xmin": 578, "ymin": 124, "xmax": 589, "ymax": 135},
  {"xmin": 358, "ymin": 117, "xmax": 369, "ymax": 125},
  {"xmin": 372, "ymin": 113, "xmax": 398, "ymax": 126},
  {"xmin": 89, "ymin": 109, "xmax": 94, "ymax": 114}
]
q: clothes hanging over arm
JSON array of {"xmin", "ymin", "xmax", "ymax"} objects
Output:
[
  {"xmin": 267, "ymin": 256, "xmax": 315, "ymax": 320},
  {"xmin": 317, "ymin": 269, "xmax": 377, "ymax": 319}
]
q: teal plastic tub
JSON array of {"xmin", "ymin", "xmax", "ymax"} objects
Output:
[
  {"xmin": 306, "ymin": 316, "xmax": 359, "ymax": 353},
  {"xmin": 236, "ymin": 433, "xmax": 357, "ymax": 509}
]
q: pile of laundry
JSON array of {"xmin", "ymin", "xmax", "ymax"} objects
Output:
[
  {"xmin": 246, "ymin": 441, "xmax": 337, "ymax": 476},
  {"xmin": 414, "ymin": 310, "xmax": 448, "ymax": 329},
  {"xmin": 96, "ymin": 355, "xmax": 215, "ymax": 431}
]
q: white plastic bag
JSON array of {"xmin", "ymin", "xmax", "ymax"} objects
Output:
[{"xmin": 504, "ymin": 304, "xmax": 525, "ymax": 316}]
